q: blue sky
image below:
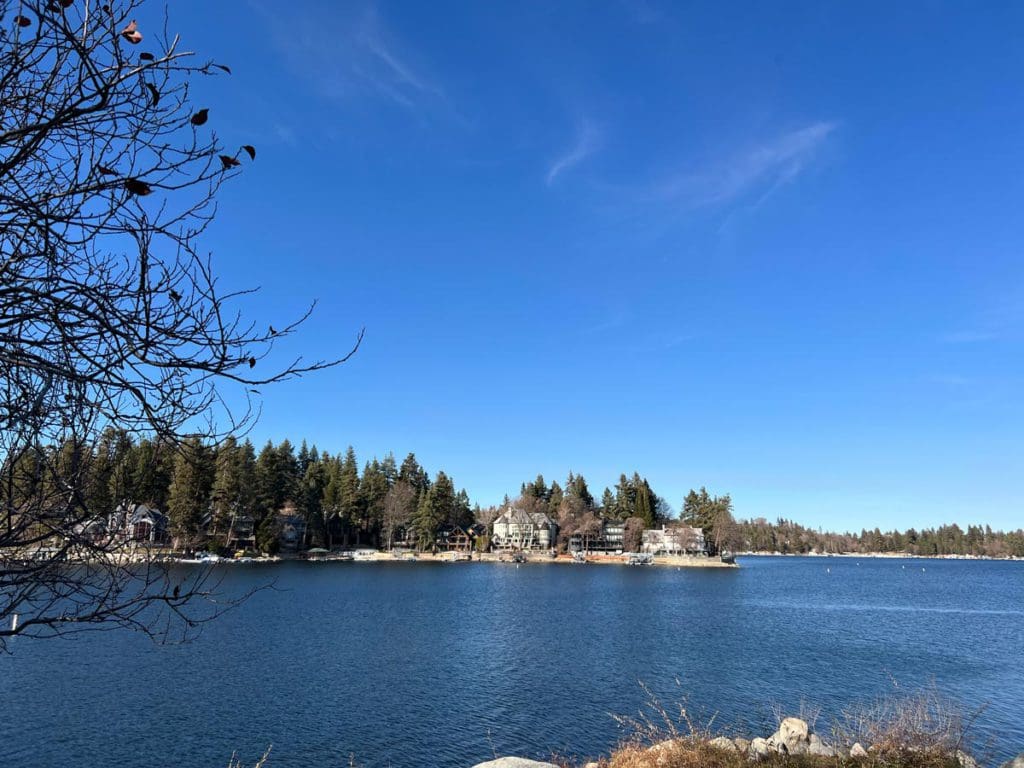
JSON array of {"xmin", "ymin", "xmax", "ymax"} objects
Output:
[{"xmin": 161, "ymin": 1, "xmax": 1023, "ymax": 531}]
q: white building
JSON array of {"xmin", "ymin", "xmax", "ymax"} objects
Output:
[
  {"xmin": 491, "ymin": 506, "xmax": 558, "ymax": 550},
  {"xmin": 642, "ymin": 525, "xmax": 705, "ymax": 555}
]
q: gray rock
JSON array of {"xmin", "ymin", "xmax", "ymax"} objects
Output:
[
  {"xmin": 1000, "ymin": 754, "xmax": 1024, "ymax": 768},
  {"xmin": 749, "ymin": 737, "xmax": 771, "ymax": 761},
  {"xmin": 710, "ymin": 737, "xmax": 738, "ymax": 752},
  {"xmin": 769, "ymin": 717, "xmax": 810, "ymax": 755},
  {"xmin": 850, "ymin": 743, "xmax": 868, "ymax": 758},
  {"xmin": 778, "ymin": 717, "xmax": 810, "ymax": 745},
  {"xmin": 734, "ymin": 738, "xmax": 750, "ymax": 754},
  {"xmin": 472, "ymin": 759, "xmax": 559, "ymax": 768},
  {"xmin": 808, "ymin": 734, "xmax": 837, "ymax": 757},
  {"xmin": 956, "ymin": 750, "xmax": 978, "ymax": 768},
  {"xmin": 646, "ymin": 739, "xmax": 681, "ymax": 767}
]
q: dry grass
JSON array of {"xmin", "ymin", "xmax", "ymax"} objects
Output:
[
  {"xmin": 603, "ymin": 740, "xmax": 960, "ymax": 768},
  {"xmin": 602, "ymin": 684, "xmax": 973, "ymax": 768},
  {"xmin": 832, "ymin": 688, "xmax": 975, "ymax": 756}
]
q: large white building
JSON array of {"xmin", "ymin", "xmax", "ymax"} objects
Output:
[
  {"xmin": 491, "ymin": 506, "xmax": 558, "ymax": 550},
  {"xmin": 641, "ymin": 525, "xmax": 705, "ymax": 555}
]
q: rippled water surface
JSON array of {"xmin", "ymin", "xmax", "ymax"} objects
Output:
[{"xmin": 3, "ymin": 557, "xmax": 1023, "ymax": 767}]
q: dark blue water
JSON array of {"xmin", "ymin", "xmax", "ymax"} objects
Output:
[{"xmin": 2, "ymin": 557, "xmax": 1023, "ymax": 768}]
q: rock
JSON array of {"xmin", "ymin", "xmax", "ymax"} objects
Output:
[
  {"xmin": 583, "ymin": 763, "xmax": 600, "ymax": 768},
  {"xmin": 734, "ymin": 738, "xmax": 750, "ymax": 754},
  {"xmin": 1000, "ymin": 754, "xmax": 1024, "ymax": 768},
  {"xmin": 472, "ymin": 759, "xmax": 559, "ymax": 768},
  {"xmin": 646, "ymin": 739, "xmax": 682, "ymax": 767},
  {"xmin": 956, "ymin": 750, "xmax": 978, "ymax": 768},
  {"xmin": 808, "ymin": 734, "xmax": 837, "ymax": 758},
  {"xmin": 710, "ymin": 737, "xmax": 738, "ymax": 752},
  {"xmin": 768, "ymin": 717, "xmax": 810, "ymax": 756},
  {"xmin": 778, "ymin": 717, "xmax": 810, "ymax": 744},
  {"xmin": 749, "ymin": 738, "xmax": 771, "ymax": 761},
  {"xmin": 850, "ymin": 743, "xmax": 868, "ymax": 758}
]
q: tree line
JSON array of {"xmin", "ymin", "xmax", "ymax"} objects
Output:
[
  {"xmin": 5, "ymin": 432, "xmax": 1020, "ymax": 558},
  {"xmin": 733, "ymin": 517, "xmax": 1024, "ymax": 558}
]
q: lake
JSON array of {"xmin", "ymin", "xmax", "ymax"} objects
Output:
[{"xmin": 2, "ymin": 557, "xmax": 1023, "ymax": 768}]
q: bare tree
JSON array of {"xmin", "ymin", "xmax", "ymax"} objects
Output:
[
  {"xmin": 381, "ymin": 480, "xmax": 415, "ymax": 550},
  {"xmin": 623, "ymin": 516, "xmax": 645, "ymax": 553},
  {"xmin": 0, "ymin": 0, "xmax": 359, "ymax": 649}
]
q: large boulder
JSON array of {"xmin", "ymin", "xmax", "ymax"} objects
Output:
[
  {"xmin": 850, "ymin": 743, "xmax": 868, "ymax": 758},
  {"xmin": 709, "ymin": 737, "xmax": 738, "ymax": 752},
  {"xmin": 1000, "ymin": 755, "xmax": 1024, "ymax": 768},
  {"xmin": 733, "ymin": 738, "xmax": 751, "ymax": 754},
  {"xmin": 749, "ymin": 737, "xmax": 771, "ymax": 761},
  {"xmin": 472, "ymin": 759, "xmax": 559, "ymax": 768},
  {"xmin": 770, "ymin": 717, "xmax": 810, "ymax": 755}
]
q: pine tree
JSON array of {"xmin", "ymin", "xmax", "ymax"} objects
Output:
[
  {"xmin": 275, "ymin": 439, "xmax": 300, "ymax": 504},
  {"xmin": 359, "ymin": 459, "xmax": 389, "ymax": 546},
  {"xmin": 398, "ymin": 452, "xmax": 429, "ymax": 492},
  {"xmin": 566, "ymin": 472, "xmax": 594, "ymax": 509},
  {"xmin": 126, "ymin": 438, "xmax": 173, "ymax": 509},
  {"xmin": 380, "ymin": 452, "xmax": 398, "ymax": 485},
  {"xmin": 210, "ymin": 437, "xmax": 256, "ymax": 537},
  {"xmin": 338, "ymin": 447, "xmax": 361, "ymax": 545},
  {"xmin": 547, "ymin": 481, "xmax": 564, "ymax": 518},
  {"xmin": 320, "ymin": 456, "xmax": 343, "ymax": 549},
  {"xmin": 166, "ymin": 438, "xmax": 213, "ymax": 549},
  {"xmin": 300, "ymin": 457, "xmax": 328, "ymax": 547}
]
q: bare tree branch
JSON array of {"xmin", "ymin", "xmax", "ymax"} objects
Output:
[{"xmin": 0, "ymin": 0, "xmax": 357, "ymax": 651}]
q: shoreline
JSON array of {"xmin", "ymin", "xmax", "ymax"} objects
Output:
[
  {"xmin": 84, "ymin": 550, "xmax": 740, "ymax": 568},
  {"xmin": 737, "ymin": 551, "xmax": 1024, "ymax": 561}
]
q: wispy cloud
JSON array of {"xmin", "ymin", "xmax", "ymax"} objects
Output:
[
  {"xmin": 356, "ymin": 9, "xmax": 444, "ymax": 107},
  {"xmin": 259, "ymin": 2, "xmax": 443, "ymax": 112},
  {"xmin": 546, "ymin": 121, "xmax": 601, "ymax": 186},
  {"xmin": 656, "ymin": 121, "xmax": 837, "ymax": 208}
]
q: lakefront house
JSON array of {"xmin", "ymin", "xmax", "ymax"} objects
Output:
[
  {"xmin": 109, "ymin": 503, "xmax": 169, "ymax": 546},
  {"xmin": 569, "ymin": 519, "xmax": 626, "ymax": 553},
  {"xmin": 490, "ymin": 506, "xmax": 559, "ymax": 550},
  {"xmin": 641, "ymin": 525, "xmax": 705, "ymax": 556}
]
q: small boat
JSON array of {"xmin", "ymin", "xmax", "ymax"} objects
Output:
[
  {"xmin": 720, "ymin": 552, "xmax": 736, "ymax": 565},
  {"xmin": 627, "ymin": 553, "xmax": 654, "ymax": 566},
  {"xmin": 572, "ymin": 552, "xmax": 587, "ymax": 564},
  {"xmin": 442, "ymin": 552, "xmax": 472, "ymax": 563},
  {"xmin": 511, "ymin": 553, "xmax": 527, "ymax": 564},
  {"xmin": 352, "ymin": 549, "xmax": 377, "ymax": 561}
]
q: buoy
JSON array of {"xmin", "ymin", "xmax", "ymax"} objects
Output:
[{"xmin": 826, "ymin": 567, "xmax": 830, "ymax": 574}]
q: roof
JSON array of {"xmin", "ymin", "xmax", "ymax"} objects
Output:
[
  {"xmin": 115, "ymin": 503, "xmax": 167, "ymax": 525},
  {"xmin": 495, "ymin": 508, "xmax": 555, "ymax": 527},
  {"xmin": 129, "ymin": 505, "xmax": 167, "ymax": 525}
]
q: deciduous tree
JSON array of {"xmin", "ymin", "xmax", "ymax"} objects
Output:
[{"xmin": 0, "ymin": 0, "xmax": 357, "ymax": 648}]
